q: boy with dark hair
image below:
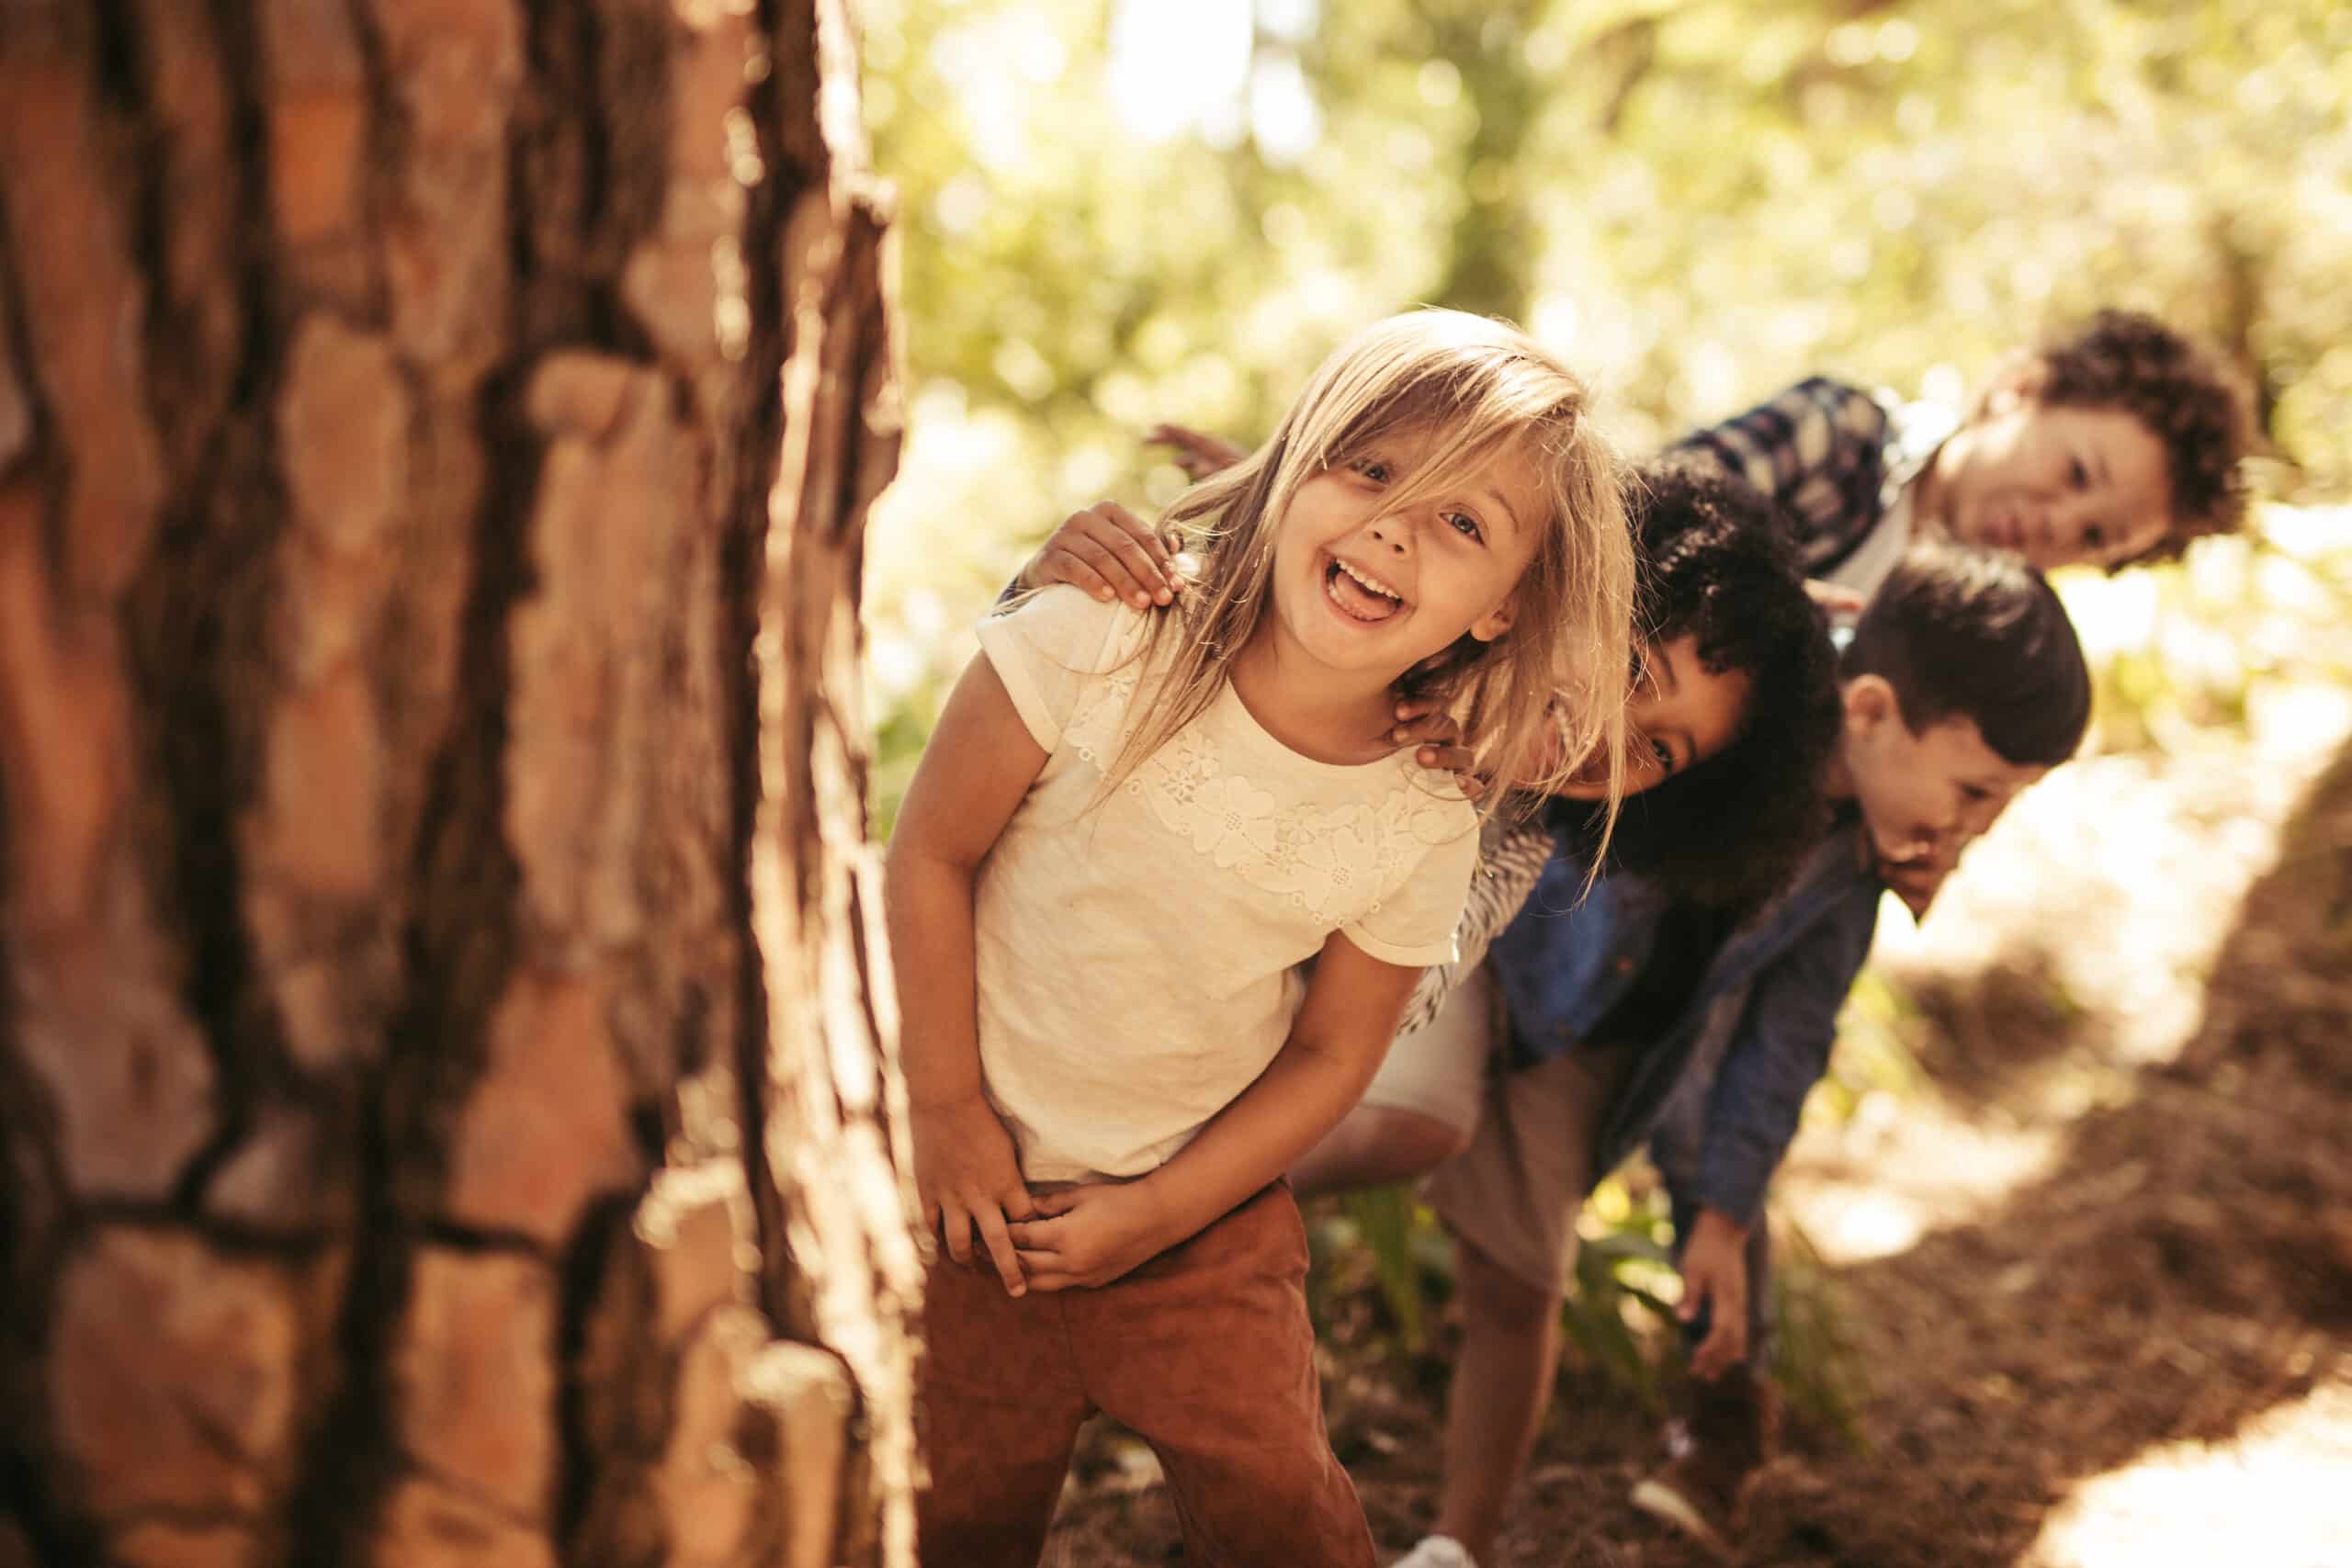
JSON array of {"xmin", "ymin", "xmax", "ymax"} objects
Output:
[{"xmin": 1366, "ymin": 540, "xmax": 2091, "ymax": 1568}]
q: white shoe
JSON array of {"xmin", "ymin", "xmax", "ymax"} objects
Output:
[{"xmin": 1391, "ymin": 1536, "xmax": 1480, "ymax": 1568}]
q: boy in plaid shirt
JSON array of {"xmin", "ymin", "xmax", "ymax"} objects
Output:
[{"xmin": 1670, "ymin": 309, "xmax": 2249, "ymax": 598}]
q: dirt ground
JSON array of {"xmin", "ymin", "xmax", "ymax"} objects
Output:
[{"xmin": 1039, "ymin": 728, "xmax": 2352, "ymax": 1568}]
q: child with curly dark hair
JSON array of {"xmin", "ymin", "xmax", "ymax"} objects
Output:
[
  {"xmin": 1557, "ymin": 463, "xmax": 1849, "ymax": 911},
  {"xmin": 1678, "ymin": 308, "xmax": 2254, "ymax": 588}
]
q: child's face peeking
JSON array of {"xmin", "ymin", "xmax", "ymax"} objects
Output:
[
  {"xmin": 1262, "ymin": 426, "xmax": 1544, "ymax": 688},
  {"xmin": 1922, "ymin": 393, "xmax": 2173, "ymax": 571},
  {"xmin": 1545, "ymin": 634, "xmax": 1753, "ymax": 800},
  {"xmin": 1836, "ymin": 675, "xmax": 2049, "ymax": 868}
]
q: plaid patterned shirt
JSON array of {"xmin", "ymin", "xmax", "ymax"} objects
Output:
[{"xmin": 1666, "ymin": 376, "xmax": 1951, "ymax": 588}]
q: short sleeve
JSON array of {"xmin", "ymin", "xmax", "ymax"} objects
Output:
[
  {"xmin": 1343, "ymin": 802, "xmax": 1479, "ymax": 968},
  {"xmin": 1394, "ymin": 817, "xmax": 1554, "ymax": 1033},
  {"xmin": 972, "ymin": 587, "xmax": 1148, "ymax": 752}
]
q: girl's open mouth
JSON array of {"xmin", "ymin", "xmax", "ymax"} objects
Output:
[{"xmin": 1323, "ymin": 554, "xmax": 1404, "ymax": 623}]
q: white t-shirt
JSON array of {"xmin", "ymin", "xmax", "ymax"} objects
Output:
[{"xmin": 970, "ymin": 587, "xmax": 1478, "ymax": 1182}]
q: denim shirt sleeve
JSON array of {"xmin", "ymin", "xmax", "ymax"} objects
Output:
[
  {"xmin": 1690, "ymin": 878, "xmax": 1882, "ymax": 1225},
  {"xmin": 1487, "ymin": 855, "xmax": 1666, "ymax": 1065}
]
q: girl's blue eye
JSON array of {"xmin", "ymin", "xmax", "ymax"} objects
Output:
[
  {"xmin": 1446, "ymin": 511, "xmax": 1484, "ymax": 542},
  {"xmin": 1648, "ymin": 737, "xmax": 1675, "ymax": 772},
  {"xmin": 1354, "ymin": 457, "xmax": 1391, "ymax": 484}
]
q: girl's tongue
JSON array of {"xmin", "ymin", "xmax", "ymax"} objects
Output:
[{"xmin": 1325, "ymin": 558, "xmax": 1402, "ymax": 622}]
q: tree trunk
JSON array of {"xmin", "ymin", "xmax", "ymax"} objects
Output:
[{"xmin": 0, "ymin": 2, "xmax": 919, "ymax": 1564}]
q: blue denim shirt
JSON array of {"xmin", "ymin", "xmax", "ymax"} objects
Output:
[{"xmin": 1487, "ymin": 814, "xmax": 1884, "ymax": 1226}]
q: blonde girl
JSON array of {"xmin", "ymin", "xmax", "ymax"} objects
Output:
[{"xmin": 885, "ymin": 309, "xmax": 1634, "ymax": 1567}]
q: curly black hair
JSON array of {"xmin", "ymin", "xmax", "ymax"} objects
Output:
[
  {"xmin": 2026, "ymin": 310, "xmax": 2254, "ymax": 568},
  {"xmin": 1553, "ymin": 463, "xmax": 1843, "ymax": 913}
]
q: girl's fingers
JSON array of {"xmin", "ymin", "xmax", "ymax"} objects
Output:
[
  {"xmin": 1013, "ymin": 1248, "xmax": 1083, "ymax": 1293},
  {"xmin": 938, "ymin": 1202, "xmax": 973, "ymax": 1266},
  {"xmin": 973, "ymin": 1206, "xmax": 1027, "ymax": 1297}
]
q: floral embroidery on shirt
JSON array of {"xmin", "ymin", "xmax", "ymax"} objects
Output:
[
  {"xmin": 1057, "ymin": 639, "xmax": 1464, "ymax": 929},
  {"xmin": 1188, "ymin": 773, "xmax": 1282, "ymax": 865}
]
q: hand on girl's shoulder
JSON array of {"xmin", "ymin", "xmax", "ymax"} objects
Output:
[{"xmin": 1026, "ymin": 499, "xmax": 1191, "ymax": 610}]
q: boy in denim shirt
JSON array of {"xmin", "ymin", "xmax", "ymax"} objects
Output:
[{"xmin": 1367, "ymin": 542, "xmax": 2091, "ymax": 1568}]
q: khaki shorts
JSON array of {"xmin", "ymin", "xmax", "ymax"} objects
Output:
[
  {"xmin": 1423, "ymin": 1036, "xmax": 1632, "ymax": 1295},
  {"xmin": 1356, "ymin": 964, "xmax": 1500, "ymax": 1140}
]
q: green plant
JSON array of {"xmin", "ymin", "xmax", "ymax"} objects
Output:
[
  {"xmin": 1309, "ymin": 1168, "xmax": 1871, "ymax": 1438},
  {"xmin": 1768, "ymin": 1219, "xmax": 1872, "ymax": 1450}
]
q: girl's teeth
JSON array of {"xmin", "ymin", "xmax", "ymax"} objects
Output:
[
  {"xmin": 1326, "ymin": 559, "xmax": 1401, "ymax": 621},
  {"xmin": 1337, "ymin": 560, "xmax": 1398, "ymax": 600}
]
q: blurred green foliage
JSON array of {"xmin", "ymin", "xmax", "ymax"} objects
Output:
[
  {"xmin": 862, "ymin": 0, "xmax": 2352, "ymax": 833},
  {"xmin": 856, "ymin": 0, "xmax": 2352, "ymax": 1408}
]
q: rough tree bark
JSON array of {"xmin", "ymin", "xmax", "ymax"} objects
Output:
[{"xmin": 0, "ymin": 1, "xmax": 920, "ymax": 1564}]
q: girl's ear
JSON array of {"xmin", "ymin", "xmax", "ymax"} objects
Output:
[{"xmin": 1468, "ymin": 598, "xmax": 1517, "ymax": 644}]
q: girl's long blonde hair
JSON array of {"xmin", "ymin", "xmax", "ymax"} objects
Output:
[{"xmin": 1108, "ymin": 308, "xmax": 1635, "ymax": 837}]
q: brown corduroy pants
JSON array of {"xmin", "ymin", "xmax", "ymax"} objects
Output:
[{"xmin": 914, "ymin": 1181, "xmax": 1376, "ymax": 1568}]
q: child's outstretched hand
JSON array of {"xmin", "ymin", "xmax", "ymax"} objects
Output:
[
  {"xmin": 1147, "ymin": 422, "xmax": 1246, "ymax": 482},
  {"xmin": 910, "ymin": 1093, "xmax": 1037, "ymax": 1296},
  {"xmin": 1007, "ymin": 1180, "xmax": 1174, "ymax": 1292}
]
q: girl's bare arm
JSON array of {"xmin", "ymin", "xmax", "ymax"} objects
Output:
[
  {"xmin": 1010, "ymin": 931, "xmax": 1419, "ymax": 1289},
  {"xmin": 883, "ymin": 653, "xmax": 1050, "ymax": 1292}
]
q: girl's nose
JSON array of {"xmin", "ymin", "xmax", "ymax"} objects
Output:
[{"xmin": 1366, "ymin": 518, "xmax": 1409, "ymax": 554}]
